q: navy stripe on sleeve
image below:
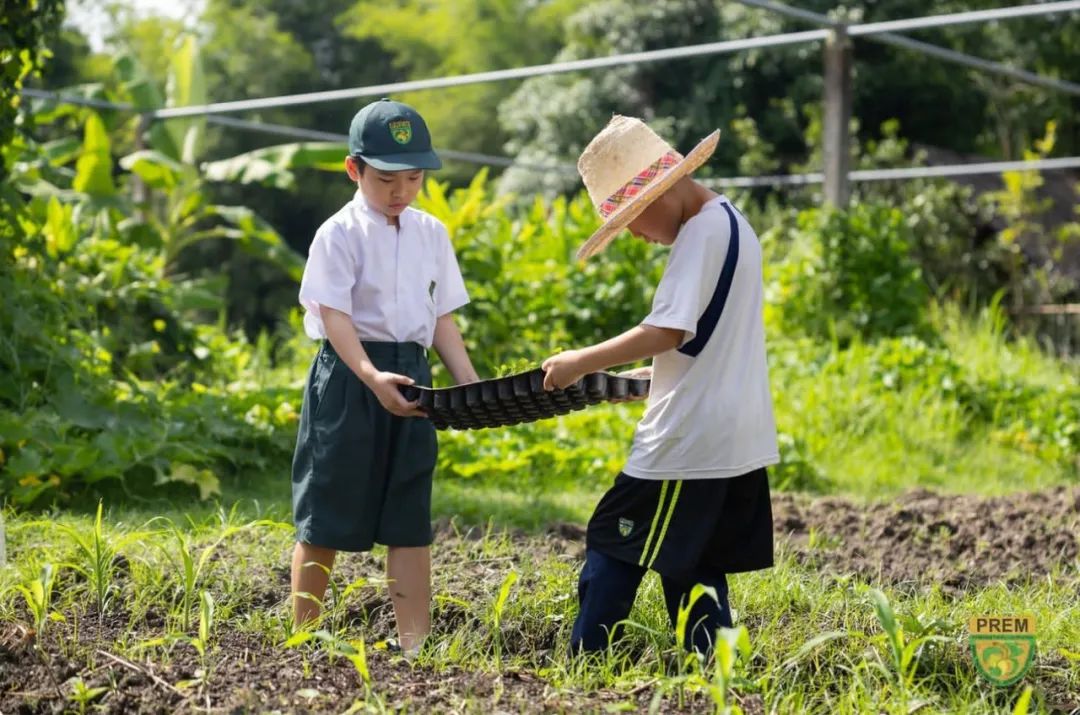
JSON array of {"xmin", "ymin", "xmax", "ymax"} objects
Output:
[{"xmin": 677, "ymin": 203, "xmax": 740, "ymax": 358}]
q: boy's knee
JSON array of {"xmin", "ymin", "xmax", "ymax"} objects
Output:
[{"xmin": 571, "ymin": 550, "xmax": 644, "ymax": 655}]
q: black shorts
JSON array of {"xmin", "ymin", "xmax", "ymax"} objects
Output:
[
  {"xmin": 291, "ymin": 340, "xmax": 438, "ymax": 552},
  {"xmin": 586, "ymin": 468, "xmax": 774, "ymax": 581}
]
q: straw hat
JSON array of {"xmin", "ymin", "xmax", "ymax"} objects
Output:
[{"xmin": 575, "ymin": 116, "xmax": 720, "ymax": 260}]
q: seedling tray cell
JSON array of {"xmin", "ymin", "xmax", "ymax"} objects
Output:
[{"xmin": 399, "ymin": 368, "xmax": 650, "ymax": 431}]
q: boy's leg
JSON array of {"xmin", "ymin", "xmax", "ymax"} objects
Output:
[
  {"xmin": 387, "ymin": 545, "xmax": 431, "ymax": 654},
  {"xmin": 292, "ymin": 542, "xmax": 337, "ymax": 628},
  {"xmin": 571, "ymin": 549, "xmax": 647, "ymax": 653},
  {"xmin": 659, "ymin": 572, "xmax": 731, "ymax": 657}
]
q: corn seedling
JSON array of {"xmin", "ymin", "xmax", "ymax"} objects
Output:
[
  {"xmin": 674, "ymin": 583, "xmax": 717, "ymax": 663},
  {"xmin": 490, "ymin": 569, "xmax": 518, "ymax": 664},
  {"xmin": 67, "ymin": 677, "xmax": 109, "ymax": 715},
  {"xmin": 191, "ymin": 590, "xmax": 215, "ymax": 658},
  {"xmin": 708, "ymin": 626, "xmax": 752, "ymax": 715},
  {"xmin": 324, "ymin": 572, "xmax": 368, "ymax": 639},
  {"xmin": 290, "ymin": 559, "xmax": 332, "ymax": 635},
  {"xmin": 61, "ymin": 501, "xmax": 118, "ymax": 622},
  {"xmin": 286, "ymin": 629, "xmax": 377, "ymax": 698},
  {"xmin": 17, "ymin": 563, "xmax": 61, "ymax": 637},
  {"xmin": 153, "ymin": 518, "xmax": 262, "ymax": 631},
  {"xmin": 869, "ymin": 588, "xmax": 951, "ymax": 701}
]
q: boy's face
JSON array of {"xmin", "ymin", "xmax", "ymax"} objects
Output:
[
  {"xmin": 346, "ymin": 156, "xmax": 424, "ymax": 218},
  {"xmin": 626, "ymin": 192, "xmax": 680, "ymax": 246}
]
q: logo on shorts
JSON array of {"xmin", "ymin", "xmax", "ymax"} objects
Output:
[
  {"xmin": 969, "ymin": 616, "xmax": 1036, "ymax": 686},
  {"xmin": 389, "ymin": 119, "xmax": 412, "ymax": 145},
  {"xmin": 618, "ymin": 517, "xmax": 634, "ymax": 537}
]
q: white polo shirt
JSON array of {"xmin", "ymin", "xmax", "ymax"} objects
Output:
[
  {"xmin": 624, "ymin": 196, "xmax": 779, "ymax": 480},
  {"xmin": 298, "ymin": 190, "xmax": 469, "ymax": 347}
]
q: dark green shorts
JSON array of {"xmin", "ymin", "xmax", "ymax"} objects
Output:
[{"xmin": 291, "ymin": 340, "xmax": 437, "ymax": 552}]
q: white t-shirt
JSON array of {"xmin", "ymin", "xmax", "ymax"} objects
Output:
[
  {"xmin": 298, "ymin": 190, "xmax": 469, "ymax": 347},
  {"xmin": 624, "ymin": 196, "xmax": 779, "ymax": 480}
]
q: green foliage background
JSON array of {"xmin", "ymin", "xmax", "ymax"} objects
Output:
[{"xmin": 1, "ymin": 0, "xmax": 1077, "ymax": 509}]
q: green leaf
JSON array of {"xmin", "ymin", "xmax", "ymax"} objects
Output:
[
  {"xmin": 162, "ymin": 463, "xmax": 221, "ymax": 500},
  {"xmin": 201, "ymin": 142, "xmax": 346, "ymax": 189},
  {"xmin": 200, "ymin": 204, "xmax": 304, "ymax": 281},
  {"xmin": 493, "ymin": 569, "xmax": 518, "ymax": 623},
  {"xmin": 347, "ymin": 638, "xmax": 370, "ymax": 683},
  {"xmin": 284, "ymin": 631, "xmax": 314, "ymax": 648},
  {"xmin": 165, "ymin": 35, "xmax": 207, "ymax": 164},
  {"xmin": 114, "ymin": 53, "xmax": 164, "ymax": 111},
  {"xmin": 119, "ymin": 150, "xmax": 189, "ymax": 190},
  {"xmin": 41, "ymin": 136, "xmax": 81, "ymax": 165},
  {"xmin": 782, "ymin": 630, "xmax": 851, "ymax": 668},
  {"xmin": 72, "ymin": 113, "xmax": 115, "ymax": 196},
  {"xmin": 42, "ymin": 196, "xmax": 75, "ymax": 257},
  {"xmin": 1012, "ymin": 685, "xmax": 1034, "ymax": 715}
]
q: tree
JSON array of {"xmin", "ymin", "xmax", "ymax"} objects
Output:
[
  {"xmin": 1, "ymin": 0, "xmax": 66, "ymax": 180},
  {"xmin": 498, "ymin": 0, "xmax": 729, "ymax": 196},
  {"xmin": 340, "ymin": 0, "xmax": 579, "ymax": 184},
  {"xmin": 497, "ymin": 0, "xmax": 1080, "ymax": 196}
]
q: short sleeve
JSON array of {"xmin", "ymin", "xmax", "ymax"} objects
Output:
[
  {"xmin": 435, "ymin": 225, "xmax": 469, "ymax": 317},
  {"xmin": 298, "ymin": 224, "xmax": 356, "ymax": 330},
  {"xmin": 642, "ymin": 219, "xmax": 726, "ymax": 343}
]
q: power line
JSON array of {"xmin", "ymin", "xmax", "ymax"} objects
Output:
[
  {"xmin": 164, "ymin": 113, "xmax": 1080, "ymax": 183},
  {"xmin": 20, "ymin": 89, "xmax": 135, "ymax": 111},
  {"xmin": 206, "ymin": 114, "xmax": 579, "ymax": 174},
  {"xmin": 737, "ymin": 0, "xmax": 1080, "ymax": 97},
  {"xmin": 22, "ymin": 87, "xmax": 1080, "ymax": 184},
  {"xmin": 849, "ymin": 0, "xmax": 1080, "ymax": 36},
  {"xmin": 872, "ymin": 33, "xmax": 1080, "ymax": 96},
  {"xmin": 144, "ymin": 1, "xmax": 1080, "ymax": 119},
  {"xmin": 702, "ymin": 156, "xmax": 1080, "ymax": 188},
  {"xmin": 20, "ymin": 90, "xmax": 579, "ymax": 174},
  {"xmin": 150, "ymin": 30, "xmax": 831, "ymax": 119}
]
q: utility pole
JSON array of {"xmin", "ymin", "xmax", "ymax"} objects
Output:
[{"xmin": 823, "ymin": 27, "xmax": 853, "ymax": 207}]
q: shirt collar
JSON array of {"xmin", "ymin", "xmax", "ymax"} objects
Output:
[{"xmin": 353, "ymin": 189, "xmax": 409, "ymax": 227}]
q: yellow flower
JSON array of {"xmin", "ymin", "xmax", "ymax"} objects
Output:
[
  {"xmin": 47, "ymin": 475, "xmax": 61, "ymax": 487},
  {"xmin": 150, "ymin": 341, "xmax": 161, "ymax": 354},
  {"xmin": 191, "ymin": 382, "xmax": 208, "ymax": 394},
  {"xmin": 19, "ymin": 475, "xmax": 42, "ymax": 487},
  {"xmin": 153, "ymin": 319, "xmax": 166, "ymax": 333}
]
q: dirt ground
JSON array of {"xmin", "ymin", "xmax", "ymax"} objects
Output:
[
  {"xmin": 2, "ymin": 486, "xmax": 1077, "ymax": 714},
  {"xmin": 770, "ymin": 486, "xmax": 1080, "ymax": 591}
]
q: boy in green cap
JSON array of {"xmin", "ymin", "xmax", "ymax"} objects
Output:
[{"xmin": 291, "ymin": 99, "xmax": 480, "ymax": 658}]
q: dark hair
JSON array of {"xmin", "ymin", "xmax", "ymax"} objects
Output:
[{"xmin": 349, "ymin": 155, "xmax": 367, "ymax": 174}]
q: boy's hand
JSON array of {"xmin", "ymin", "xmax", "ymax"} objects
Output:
[
  {"xmin": 542, "ymin": 350, "xmax": 586, "ymax": 391},
  {"xmin": 368, "ymin": 371, "xmax": 426, "ymax": 417}
]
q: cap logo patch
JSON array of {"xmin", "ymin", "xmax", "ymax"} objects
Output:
[{"xmin": 389, "ymin": 119, "xmax": 412, "ymax": 145}]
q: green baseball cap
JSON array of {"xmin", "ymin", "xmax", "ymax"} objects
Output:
[{"xmin": 348, "ymin": 98, "xmax": 442, "ymax": 171}]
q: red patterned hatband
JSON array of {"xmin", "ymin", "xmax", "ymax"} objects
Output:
[{"xmin": 598, "ymin": 150, "xmax": 683, "ymax": 218}]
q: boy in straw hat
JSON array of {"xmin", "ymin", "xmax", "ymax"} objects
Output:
[{"xmin": 542, "ymin": 116, "xmax": 778, "ymax": 657}]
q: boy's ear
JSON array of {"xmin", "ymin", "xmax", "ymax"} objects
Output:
[{"xmin": 345, "ymin": 156, "xmax": 365, "ymax": 181}]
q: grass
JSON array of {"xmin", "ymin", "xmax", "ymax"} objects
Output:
[{"xmin": 1, "ymin": 481, "xmax": 1077, "ymax": 713}]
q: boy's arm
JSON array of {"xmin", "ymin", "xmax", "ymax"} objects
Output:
[
  {"xmin": 432, "ymin": 313, "xmax": 480, "ymax": 385},
  {"xmin": 320, "ymin": 306, "xmax": 425, "ymax": 417},
  {"xmin": 541, "ymin": 324, "xmax": 683, "ymax": 391}
]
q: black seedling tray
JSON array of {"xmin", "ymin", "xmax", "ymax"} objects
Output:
[{"xmin": 399, "ymin": 368, "xmax": 649, "ymax": 431}]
